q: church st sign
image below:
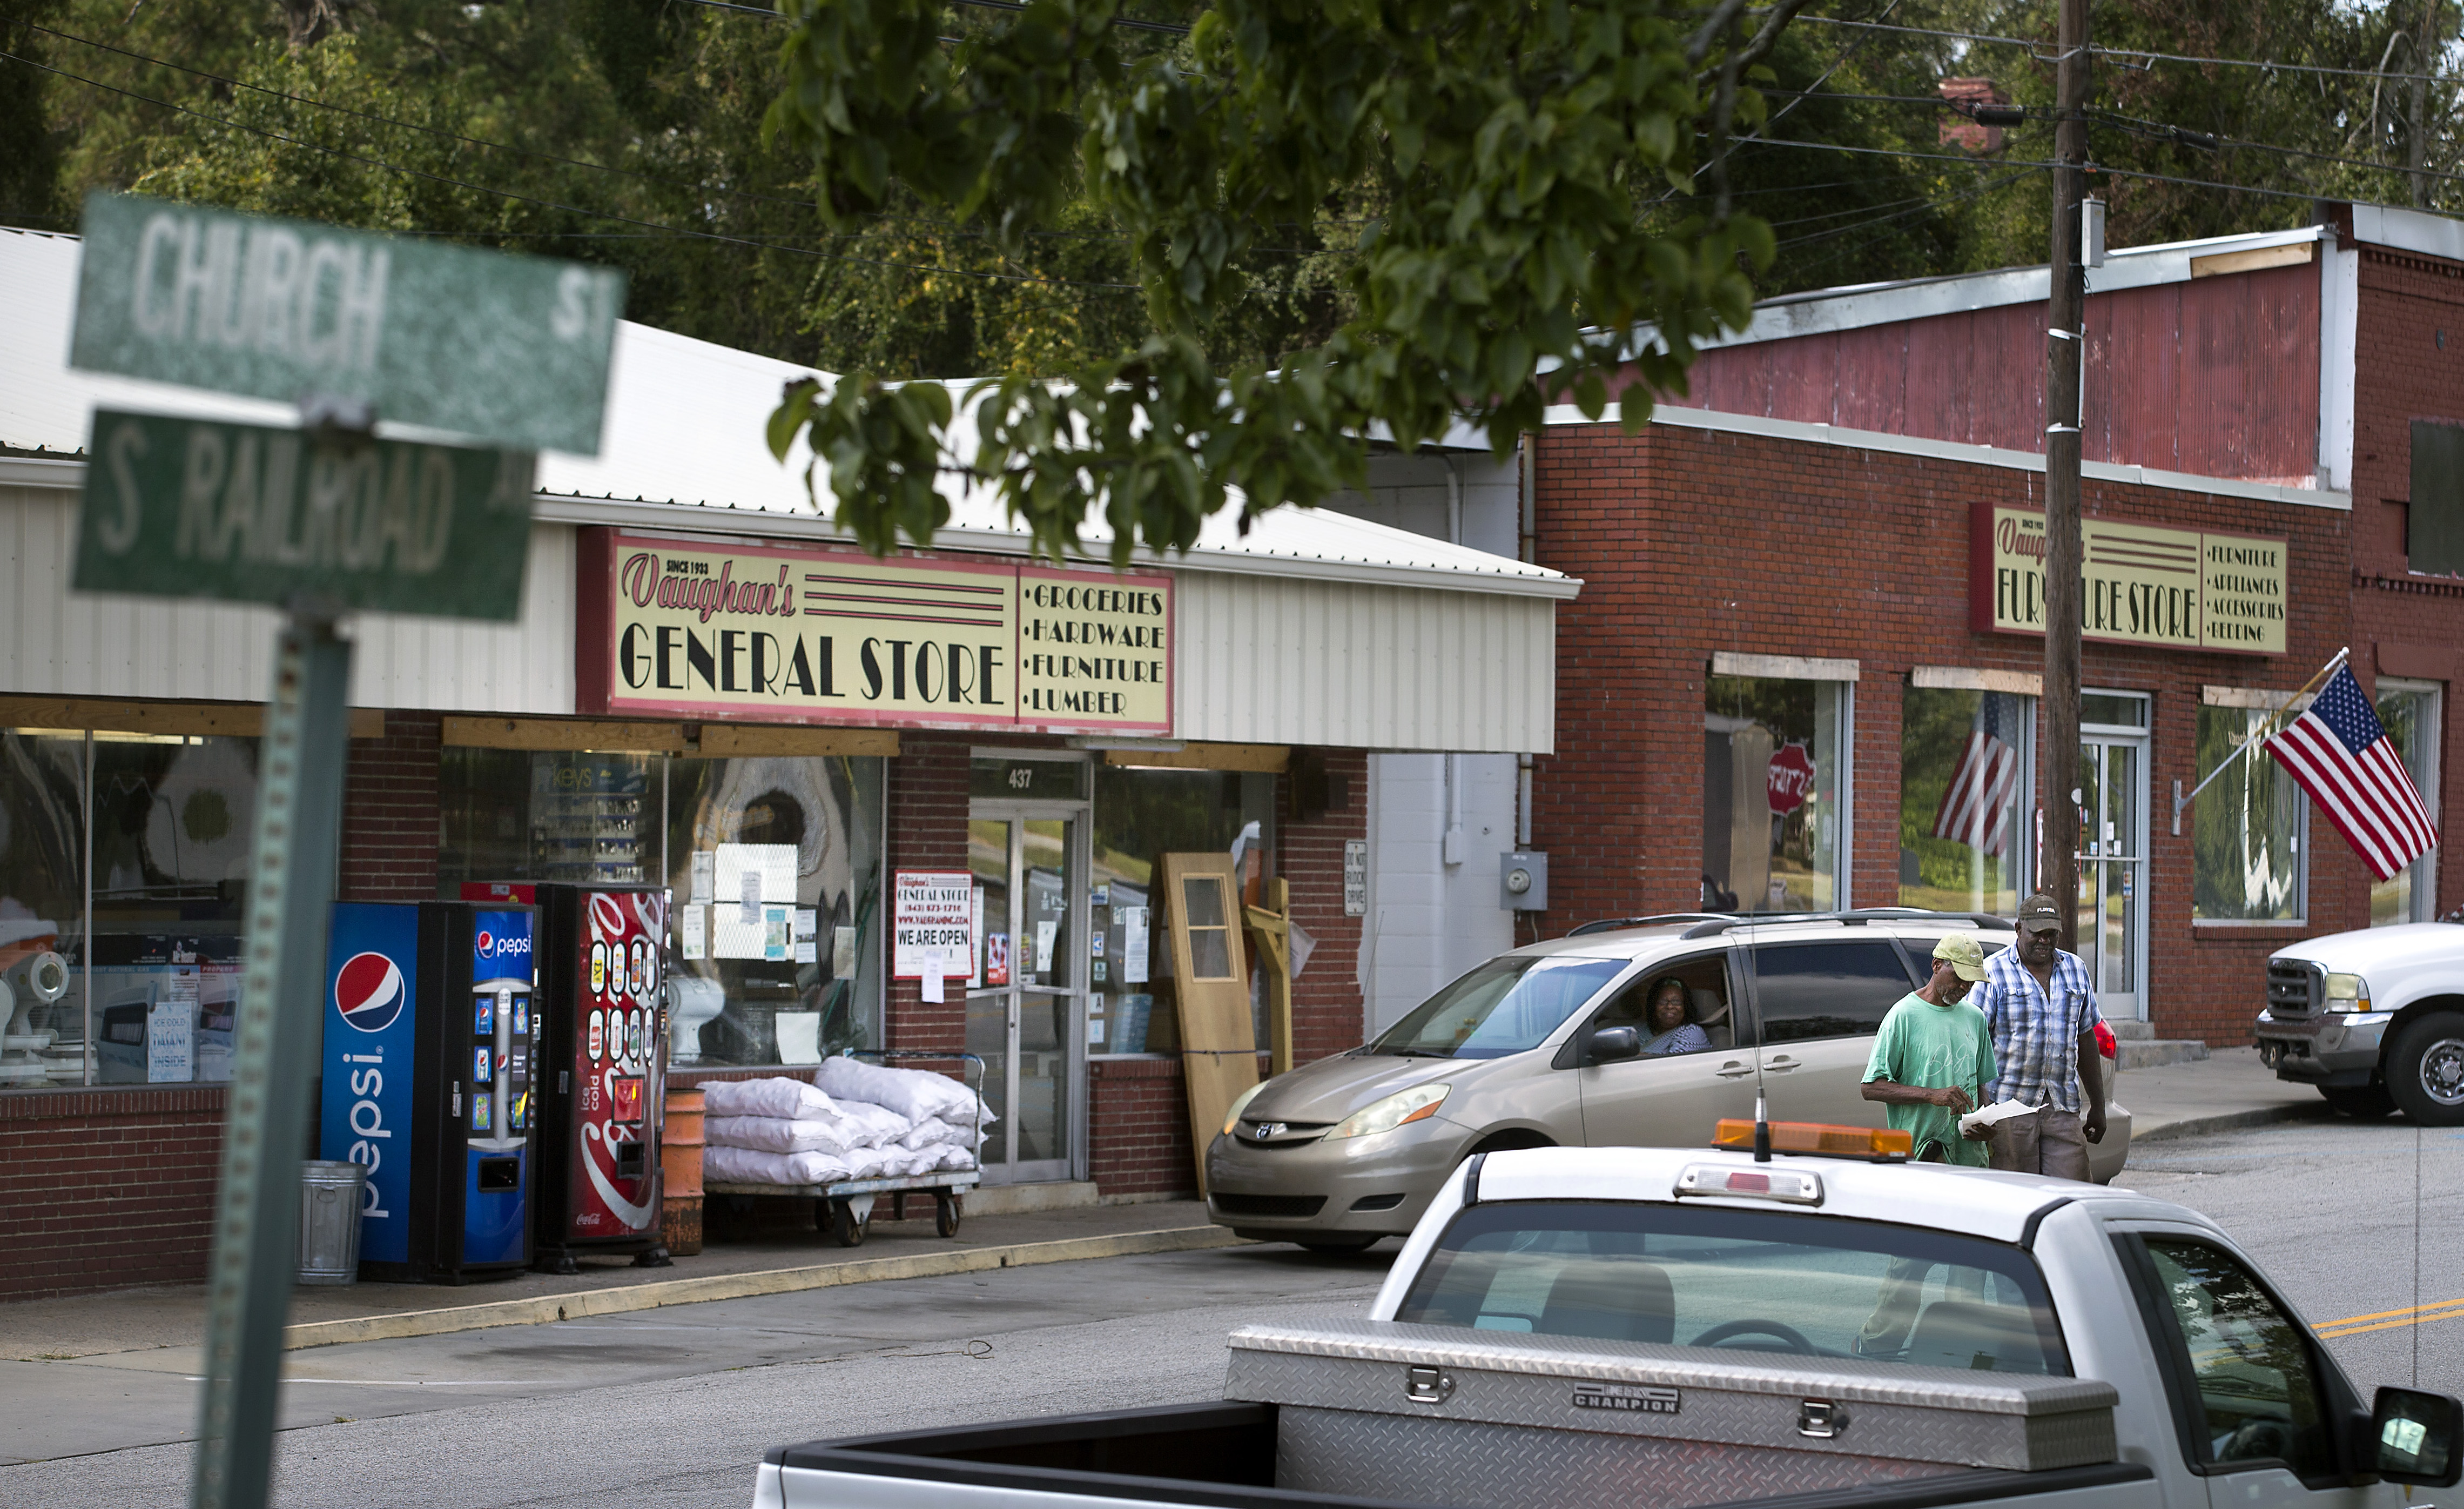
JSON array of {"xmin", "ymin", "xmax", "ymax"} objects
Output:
[
  {"xmin": 70, "ymin": 192, "xmax": 624, "ymax": 455},
  {"xmin": 575, "ymin": 529, "xmax": 1174, "ymax": 734}
]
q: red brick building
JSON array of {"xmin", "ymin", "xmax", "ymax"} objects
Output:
[{"xmin": 1520, "ymin": 206, "xmax": 2464, "ymax": 1047}]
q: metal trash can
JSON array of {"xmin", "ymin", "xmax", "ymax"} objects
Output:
[{"xmin": 298, "ymin": 1159, "xmax": 368, "ymax": 1285}]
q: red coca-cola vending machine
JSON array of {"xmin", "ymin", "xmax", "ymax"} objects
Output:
[{"xmin": 530, "ymin": 884, "xmax": 670, "ymax": 1272}]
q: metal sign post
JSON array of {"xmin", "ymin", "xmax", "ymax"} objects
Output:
[
  {"xmin": 63, "ymin": 191, "xmax": 627, "ymax": 1509},
  {"xmin": 190, "ymin": 613, "xmax": 353, "ymax": 1509}
]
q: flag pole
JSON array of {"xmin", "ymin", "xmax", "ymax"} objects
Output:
[{"xmin": 2171, "ymin": 647, "xmax": 2350, "ymax": 833}]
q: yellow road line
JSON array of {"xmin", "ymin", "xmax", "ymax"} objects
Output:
[
  {"xmin": 2317, "ymin": 1307, "xmax": 2464, "ymax": 1340},
  {"xmin": 2317, "ymin": 1297, "xmax": 2464, "ymax": 1329}
]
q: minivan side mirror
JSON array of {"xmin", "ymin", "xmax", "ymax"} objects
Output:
[
  {"xmin": 1588, "ymin": 1026, "xmax": 1642, "ymax": 1064},
  {"xmin": 2372, "ymin": 1386, "xmax": 2464, "ymax": 1486}
]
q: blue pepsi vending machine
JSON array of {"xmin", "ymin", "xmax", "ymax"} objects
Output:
[{"xmin": 322, "ymin": 901, "xmax": 537, "ymax": 1284}]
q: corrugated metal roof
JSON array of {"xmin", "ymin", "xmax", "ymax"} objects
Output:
[{"xmin": 0, "ymin": 224, "xmax": 1572, "ymax": 600}]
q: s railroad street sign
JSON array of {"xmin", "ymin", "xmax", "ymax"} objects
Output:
[
  {"xmin": 75, "ymin": 408, "xmax": 535, "ymax": 621},
  {"xmin": 70, "ymin": 192, "xmax": 625, "ymax": 456}
]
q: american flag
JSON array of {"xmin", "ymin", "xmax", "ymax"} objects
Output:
[
  {"xmin": 2265, "ymin": 666, "xmax": 2440, "ymax": 882},
  {"xmin": 1933, "ymin": 692, "xmax": 2021, "ymax": 855}
]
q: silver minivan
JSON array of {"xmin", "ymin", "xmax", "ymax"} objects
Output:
[{"xmin": 1204, "ymin": 913, "xmax": 2134, "ymax": 1250}]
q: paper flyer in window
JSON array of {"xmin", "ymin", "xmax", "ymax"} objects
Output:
[
  {"xmin": 1121, "ymin": 907, "xmax": 1149, "ymax": 984},
  {"xmin": 891, "ymin": 870, "xmax": 974, "ymax": 979},
  {"xmin": 716, "ymin": 843, "xmax": 798, "ymax": 909},
  {"xmin": 832, "ymin": 925, "xmax": 857, "ymax": 978},
  {"xmin": 690, "ymin": 850, "xmax": 715, "ymax": 904},
  {"xmin": 792, "ymin": 908, "xmax": 818, "ymax": 964},
  {"xmin": 680, "ymin": 904, "xmax": 706, "ymax": 961}
]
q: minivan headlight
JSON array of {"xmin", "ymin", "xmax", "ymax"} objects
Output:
[
  {"xmin": 1221, "ymin": 1081, "xmax": 1269, "ymax": 1138},
  {"xmin": 2325, "ymin": 973, "xmax": 2372, "ymax": 1012},
  {"xmin": 1329, "ymin": 1083, "xmax": 1451, "ymax": 1141}
]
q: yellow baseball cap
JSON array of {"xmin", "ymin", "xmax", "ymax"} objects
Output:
[{"xmin": 1933, "ymin": 934, "xmax": 1988, "ymax": 982}]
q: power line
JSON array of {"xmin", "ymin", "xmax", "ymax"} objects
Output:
[
  {"xmin": 1728, "ymin": 131, "xmax": 2421, "ymax": 209},
  {"xmin": 0, "ymin": 48, "xmax": 1147, "ymax": 292},
  {"xmin": 1788, "ymin": 13, "xmax": 2464, "ymax": 89},
  {"xmin": 1751, "ymin": 83, "xmax": 2464, "ymax": 190}
]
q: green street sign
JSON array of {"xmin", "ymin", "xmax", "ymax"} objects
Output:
[
  {"xmin": 75, "ymin": 409, "xmax": 535, "ymax": 621},
  {"xmin": 70, "ymin": 193, "xmax": 625, "ymax": 456}
]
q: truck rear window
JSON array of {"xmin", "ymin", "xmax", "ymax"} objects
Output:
[{"xmin": 1395, "ymin": 1201, "xmax": 2070, "ymax": 1376}]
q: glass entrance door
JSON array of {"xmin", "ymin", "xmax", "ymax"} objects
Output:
[
  {"xmin": 966, "ymin": 804, "xmax": 1087, "ymax": 1183},
  {"xmin": 2075, "ymin": 732, "xmax": 2148, "ymax": 1022}
]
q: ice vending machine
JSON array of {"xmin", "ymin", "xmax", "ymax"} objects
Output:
[
  {"xmin": 530, "ymin": 884, "xmax": 670, "ymax": 1272},
  {"xmin": 321, "ymin": 902, "xmax": 537, "ymax": 1284}
]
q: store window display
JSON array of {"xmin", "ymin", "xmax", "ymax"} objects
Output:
[
  {"xmin": 0, "ymin": 730, "xmax": 261, "ymax": 1087},
  {"xmin": 1089, "ymin": 766, "xmax": 1278, "ymax": 1054},
  {"xmin": 1899, "ymin": 688, "xmax": 2031, "ymax": 915},
  {"xmin": 2371, "ymin": 682, "xmax": 2441, "ymax": 925},
  {"xmin": 2193, "ymin": 705, "xmax": 2305, "ymax": 924},
  {"xmin": 439, "ymin": 750, "xmax": 886, "ymax": 1069},
  {"xmin": 1701, "ymin": 677, "xmax": 1845, "ymax": 914},
  {"xmin": 1, "ymin": 732, "xmax": 87, "ymax": 1087}
]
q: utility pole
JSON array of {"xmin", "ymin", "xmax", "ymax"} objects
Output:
[{"xmin": 2042, "ymin": 0, "xmax": 2090, "ymax": 948}]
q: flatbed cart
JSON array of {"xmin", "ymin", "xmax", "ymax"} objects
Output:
[
  {"xmin": 704, "ymin": 1049, "xmax": 987, "ymax": 1248},
  {"xmin": 704, "ymin": 1168, "xmax": 982, "ymax": 1246}
]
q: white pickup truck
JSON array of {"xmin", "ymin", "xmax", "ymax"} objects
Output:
[
  {"xmin": 2255, "ymin": 923, "xmax": 2464, "ymax": 1122},
  {"xmin": 751, "ymin": 1142, "xmax": 2461, "ymax": 1509}
]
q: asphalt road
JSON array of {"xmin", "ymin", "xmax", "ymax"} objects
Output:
[{"xmin": 4, "ymin": 1118, "xmax": 2457, "ymax": 1508}]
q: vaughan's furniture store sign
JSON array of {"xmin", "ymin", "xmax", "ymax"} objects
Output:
[
  {"xmin": 576, "ymin": 529, "xmax": 1174, "ymax": 733},
  {"xmin": 1969, "ymin": 504, "xmax": 2288, "ymax": 655}
]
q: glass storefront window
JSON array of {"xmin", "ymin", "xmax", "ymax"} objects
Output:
[
  {"xmin": 1899, "ymin": 688, "xmax": 2031, "ymax": 916},
  {"xmin": 1089, "ymin": 766, "xmax": 1277, "ymax": 1054},
  {"xmin": 439, "ymin": 749, "xmax": 887, "ymax": 1070},
  {"xmin": 2372, "ymin": 683, "xmax": 2442, "ymax": 925},
  {"xmin": 2, "ymin": 733, "xmax": 90, "ymax": 1088},
  {"xmin": 85, "ymin": 733, "xmax": 261, "ymax": 1085},
  {"xmin": 1702, "ymin": 677, "xmax": 1846, "ymax": 914},
  {"xmin": 2192, "ymin": 706, "xmax": 2305, "ymax": 923},
  {"xmin": 666, "ymin": 754, "xmax": 885, "ymax": 1068}
]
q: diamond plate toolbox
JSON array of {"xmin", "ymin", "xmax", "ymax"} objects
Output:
[{"xmin": 1224, "ymin": 1321, "xmax": 2117, "ymax": 1509}]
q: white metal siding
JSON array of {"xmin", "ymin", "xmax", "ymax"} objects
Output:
[
  {"xmin": 1173, "ymin": 569, "xmax": 1556, "ymax": 753},
  {"xmin": 2, "ymin": 486, "xmax": 577, "ymax": 714},
  {"xmin": 4, "ymin": 487, "xmax": 1551, "ymax": 749}
]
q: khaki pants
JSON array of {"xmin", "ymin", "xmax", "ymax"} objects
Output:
[{"xmin": 1989, "ymin": 1106, "xmax": 2091, "ymax": 1181}]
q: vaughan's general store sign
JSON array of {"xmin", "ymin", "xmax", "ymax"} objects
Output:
[
  {"xmin": 1969, "ymin": 504, "xmax": 2288, "ymax": 655},
  {"xmin": 575, "ymin": 529, "xmax": 1172, "ymax": 732}
]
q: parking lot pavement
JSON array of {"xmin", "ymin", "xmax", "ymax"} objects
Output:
[{"xmin": 0, "ymin": 1239, "xmax": 1394, "ymax": 1478}]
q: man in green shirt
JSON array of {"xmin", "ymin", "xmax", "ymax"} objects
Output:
[
  {"xmin": 1853, "ymin": 934, "xmax": 1998, "ymax": 1360},
  {"xmin": 1861, "ymin": 934, "xmax": 1997, "ymax": 1166}
]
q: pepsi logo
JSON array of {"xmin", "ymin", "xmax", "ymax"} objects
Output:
[
  {"xmin": 335, "ymin": 953, "xmax": 406, "ymax": 1034},
  {"xmin": 476, "ymin": 930, "xmax": 495, "ymax": 957}
]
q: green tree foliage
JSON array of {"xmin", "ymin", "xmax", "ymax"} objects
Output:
[
  {"xmin": 763, "ymin": 0, "xmax": 1819, "ymax": 561},
  {"xmin": 2, "ymin": 0, "xmax": 2456, "ymax": 554}
]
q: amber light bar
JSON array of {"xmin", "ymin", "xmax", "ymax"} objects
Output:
[{"xmin": 1713, "ymin": 1119, "xmax": 1914, "ymax": 1159}]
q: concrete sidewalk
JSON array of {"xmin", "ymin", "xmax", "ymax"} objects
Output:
[
  {"xmin": 1, "ymin": 1197, "xmax": 1230, "ymax": 1363},
  {"xmin": 2120, "ymin": 1045, "xmax": 2330, "ymax": 1142},
  {"xmin": 0, "ymin": 1049, "xmax": 2331, "ymax": 1364}
]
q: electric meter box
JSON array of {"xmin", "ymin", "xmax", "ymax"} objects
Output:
[{"xmin": 1500, "ymin": 851, "xmax": 1548, "ymax": 912}]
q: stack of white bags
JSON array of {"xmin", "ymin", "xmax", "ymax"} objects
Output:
[{"xmin": 699, "ymin": 1057, "xmax": 994, "ymax": 1188}]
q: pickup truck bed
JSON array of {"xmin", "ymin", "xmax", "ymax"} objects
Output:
[{"xmin": 759, "ymin": 1400, "xmax": 2157, "ymax": 1509}]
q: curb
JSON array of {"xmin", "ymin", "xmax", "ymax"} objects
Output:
[
  {"xmin": 280, "ymin": 1224, "xmax": 1243, "ymax": 1352},
  {"xmin": 2132, "ymin": 1102, "xmax": 2328, "ymax": 1144}
]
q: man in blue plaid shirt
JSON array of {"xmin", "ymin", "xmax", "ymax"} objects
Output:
[{"xmin": 1970, "ymin": 893, "xmax": 2109, "ymax": 1180}]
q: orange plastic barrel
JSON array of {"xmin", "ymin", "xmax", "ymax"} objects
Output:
[{"xmin": 661, "ymin": 1085, "xmax": 706, "ymax": 1255}]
